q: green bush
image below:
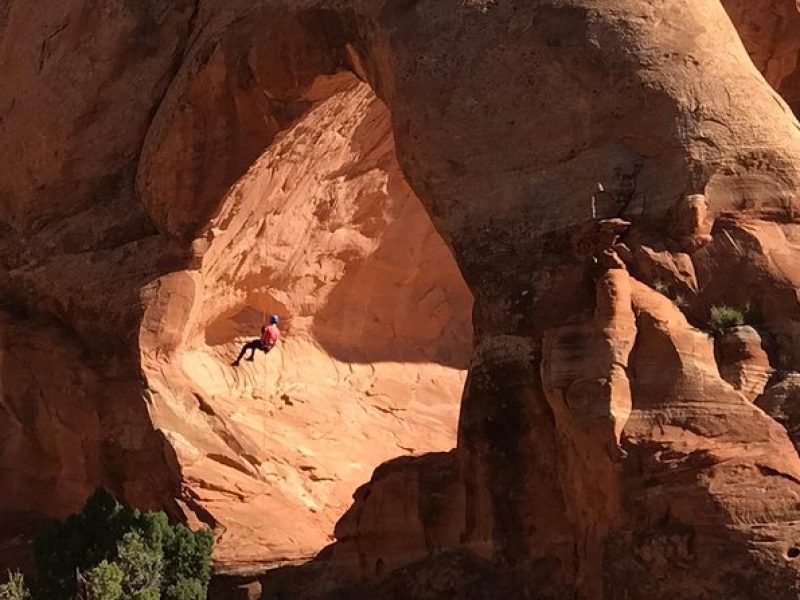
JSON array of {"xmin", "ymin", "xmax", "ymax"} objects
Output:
[
  {"xmin": 0, "ymin": 571, "xmax": 30, "ymax": 600},
  {"xmin": 161, "ymin": 526, "xmax": 213, "ymax": 600},
  {"xmin": 79, "ymin": 561, "xmax": 123, "ymax": 600},
  {"xmin": 164, "ymin": 578, "xmax": 206, "ymax": 600},
  {"xmin": 117, "ymin": 532, "xmax": 162, "ymax": 600},
  {"xmin": 709, "ymin": 304, "xmax": 746, "ymax": 333},
  {"xmin": 31, "ymin": 489, "xmax": 213, "ymax": 600}
]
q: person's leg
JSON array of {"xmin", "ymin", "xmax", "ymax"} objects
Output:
[
  {"xmin": 245, "ymin": 339, "xmax": 261, "ymax": 361},
  {"xmin": 232, "ymin": 341, "xmax": 259, "ymax": 366},
  {"xmin": 232, "ymin": 345, "xmax": 245, "ymax": 366}
]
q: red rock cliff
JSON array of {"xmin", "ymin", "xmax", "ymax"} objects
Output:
[
  {"xmin": 0, "ymin": 0, "xmax": 473, "ymax": 571},
  {"xmin": 4, "ymin": 1, "xmax": 800, "ymax": 599}
]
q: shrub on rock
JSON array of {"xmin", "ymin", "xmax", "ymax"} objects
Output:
[
  {"xmin": 31, "ymin": 489, "xmax": 212, "ymax": 600},
  {"xmin": 709, "ymin": 304, "xmax": 746, "ymax": 333}
]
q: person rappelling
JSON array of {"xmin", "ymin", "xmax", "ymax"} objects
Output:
[{"xmin": 231, "ymin": 314, "xmax": 281, "ymax": 367}]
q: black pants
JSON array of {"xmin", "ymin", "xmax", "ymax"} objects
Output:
[{"xmin": 235, "ymin": 340, "xmax": 271, "ymax": 363}]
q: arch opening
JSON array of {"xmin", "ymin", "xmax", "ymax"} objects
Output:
[{"xmin": 137, "ymin": 10, "xmax": 474, "ymax": 570}]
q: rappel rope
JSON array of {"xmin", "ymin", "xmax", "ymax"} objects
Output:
[{"xmin": 261, "ymin": 218, "xmax": 268, "ymax": 475}]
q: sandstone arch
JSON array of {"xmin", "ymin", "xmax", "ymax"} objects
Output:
[
  {"xmin": 0, "ymin": 0, "xmax": 474, "ymax": 573},
  {"xmin": 4, "ymin": 1, "xmax": 800, "ymax": 598}
]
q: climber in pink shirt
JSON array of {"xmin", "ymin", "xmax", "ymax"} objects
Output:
[{"xmin": 231, "ymin": 315, "xmax": 281, "ymax": 367}]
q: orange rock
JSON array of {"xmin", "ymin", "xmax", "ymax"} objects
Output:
[
  {"xmin": 330, "ymin": 452, "xmax": 464, "ymax": 581},
  {"xmin": 756, "ymin": 373, "xmax": 800, "ymax": 454},
  {"xmin": 4, "ymin": 1, "xmax": 800, "ymax": 598},
  {"xmin": 0, "ymin": 39, "xmax": 474, "ymax": 570},
  {"xmin": 723, "ymin": 0, "xmax": 800, "ymax": 114},
  {"xmin": 138, "ymin": 83, "xmax": 473, "ymax": 570},
  {"xmin": 716, "ymin": 325, "xmax": 773, "ymax": 400}
]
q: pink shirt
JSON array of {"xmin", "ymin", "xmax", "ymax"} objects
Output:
[{"xmin": 261, "ymin": 324, "xmax": 280, "ymax": 347}]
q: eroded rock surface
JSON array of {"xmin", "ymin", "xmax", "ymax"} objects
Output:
[
  {"xmin": 139, "ymin": 81, "xmax": 473, "ymax": 568},
  {"xmin": 716, "ymin": 325, "xmax": 773, "ymax": 400},
  {"xmin": 0, "ymin": 3, "xmax": 473, "ymax": 572},
  {"xmin": 723, "ymin": 0, "xmax": 800, "ymax": 115},
  {"xmin": 4, "ymin": 1, "xmax": 800, "ymax": 599}
]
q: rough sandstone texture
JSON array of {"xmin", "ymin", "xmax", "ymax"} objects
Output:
[
  {"xmin": 0, "ymin": 1, "xmax": 473, "ymax": 571},
  {"xmin": 4, "ymin": 1, "xmax": 800, "ymax": 599},
  {"xmin": 137, "ymin": 80, "xmax": 473, "ymax": 568},
  {"xmin": 722, "ymin": 0, "xmax": 800, "ymax": 115},
  {"xmin": 716, "ymin": 325, "xmax": 773, "ymax": 400}
]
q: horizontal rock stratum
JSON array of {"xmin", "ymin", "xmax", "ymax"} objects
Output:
[{"xmin": 4, "ymin": 1, "xmax": 800, "ymax": 599}]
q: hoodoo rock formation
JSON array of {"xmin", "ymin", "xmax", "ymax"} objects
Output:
[{"xmin": 5, "ymin": 1, "xmax": 800, "ymax": 599}]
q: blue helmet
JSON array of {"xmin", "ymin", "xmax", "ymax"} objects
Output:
[{"xmin": 270, "ymin": 314, "xmax": 280, "ymax": 325}]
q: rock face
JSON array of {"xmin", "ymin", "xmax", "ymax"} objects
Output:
[
  {"xmin": 722, "ymin": 0, "xmax": 800, "ymax": 115},
  {"xmin": 0, "ymin": 2, "xmax": 472, "ymax": 571},
  {"xmin": 716, "ymin": 325, "xmax": 773, "ymax": 400},
  {"xmin": 137, "ymin": 80, "xmax": 473, "ymax": 569},
  {"xmin": 757, "ymin": 373, "xmax": 800, "ymax": 455},
  {"xmin": 5, "ymin": 0, "xmax": 800, "ymax": 599}
]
